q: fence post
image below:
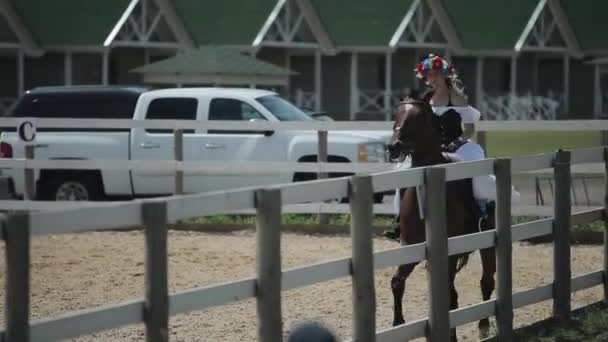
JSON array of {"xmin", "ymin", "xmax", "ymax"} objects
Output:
[
  {"xmin": 318, "ymin": 130, "xmax": 329, "ymax": 225},
  {"xmin": 255, "ymin": 189, "xmax": 283, "ymax": 342},
  {"xmin": 494, "ymin": 158, "xmax": 513, "ymax": 340},
  {"xmin": 603, "ymin": 147, "xmax": 608, "ymax": 304},
  {"xmin": 348, "ymin": 175, "xmax": 375, "ymax": 342},
  {"xmin": 553, "ymin": 150, "xmax": 571, "ymax": 320},
  {"xmin": 24, "ymin": 145, "xmax": 35, "ymax": 200},
  {"xmin": 424, "ymin": 167, "xmax": 450, "ymax": 342},
  {"xmin": 4, "ymin": 212, "xmax": 30, "ymax": 342},
  {"xmin": 142, "ymin": 201, "xmax": 169, "ymax": 342},
  {"xmin": 174, "ymin": 129, "xmax": 184, "ymax": 195}
]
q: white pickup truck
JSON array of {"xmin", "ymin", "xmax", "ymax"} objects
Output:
[{"xmin": 1, "ymin": 86, "xmax": 391, "ymax": 201}]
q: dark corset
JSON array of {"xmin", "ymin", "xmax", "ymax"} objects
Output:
[{"xmin": 433, "ymin": 108, "xmax": 464, "ymax": 146}]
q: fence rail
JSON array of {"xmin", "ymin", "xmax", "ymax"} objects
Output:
[
  {"xmin": 0, "ymin": 146, "xmax": 607, "ymax": 341},
  {"xmin": 1, "ymin": 118, "xmax": 608, "ymax": 131}
]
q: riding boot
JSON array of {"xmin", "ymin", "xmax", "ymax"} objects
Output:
[
  {"xmin": 382, "ymin": 215, "xmax": 401, "ymax": 242},
  {"xmin": 476, "ymin": 199, "xmax": 489, "ymax": 231}
]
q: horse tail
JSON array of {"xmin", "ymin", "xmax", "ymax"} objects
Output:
[{"xmin": 455, "ymin": 253, "xmax": 470, "ymax": 273}]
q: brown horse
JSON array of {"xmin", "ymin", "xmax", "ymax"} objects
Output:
[{"xmin": 387, "ymin": 98, "xmax": 496, "ymax": 340}]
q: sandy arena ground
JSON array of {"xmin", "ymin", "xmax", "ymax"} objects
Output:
[{"xmin": 0, "ymin": 229, "xmax": 603, "ymax": 341}]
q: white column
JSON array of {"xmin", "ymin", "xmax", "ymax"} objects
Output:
[
  {"xmin": 102, "ymin": 50, "xmax": 110, "ymax": 85},
  {"xmin": 17, "ymin": 50, "xmax": 24, "ymax": 95},
  {"xmin": 532, "ymin": 54, "xmax": 539, "ymax": 93},
  {"xmin": 475, "ymin": 57, "xmax": 485, "ymax": 110},
  {"xmin": 510, "ymin": 55, "xmax": 518, "ymax": 95},
  {"xmin": 594, "ymin": 64, "xmax": 602, "ymax": 116},
  {"xmin": 314, "ymin": 50, "xmax": 322, "ymax": 112},
  {"xmin": 350, "ymin": 52, "xmax": 359, "ymax": 120},
  {"xmin": 144, "ymin": 49, "xmax": 150, "ymax": 65},
  {"xmin": 384, "ymin": 52, "xmax": 393, "ymax": 121},
  {"xmin": 64, "ymin": 52, "xmax": 73, "ymax": 86},
  {"xmin": 563, "ymin": 54, "xmax": 570, "ymax": 114}
]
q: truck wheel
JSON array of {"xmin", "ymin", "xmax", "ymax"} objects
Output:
[{"xmin": 39, "ymin": 174, "xmax": 104, "ymax": 201}]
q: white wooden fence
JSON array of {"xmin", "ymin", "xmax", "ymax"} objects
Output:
[
  {"xmin": 1, "ymin": 118, "xmax": 608, "ymax": 201},
  {"xmin": 0, "ymin": 145, "xmax": 607, "ymax": 341}
]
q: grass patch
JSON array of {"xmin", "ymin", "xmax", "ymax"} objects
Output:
[
  {"xmin": 485, "ymin": 131, "xmax": 601, "ymax": 158},
  {"xmin": 187, "ymin": 214, "xmax": 396, "ymax": 226},
  {"xmin": 499, "ymin": 302, "xmax": 608, "ymax": 341},
  {"xmin": 513, "ymin": 215, "xmax": 605, "ymax": 233}
]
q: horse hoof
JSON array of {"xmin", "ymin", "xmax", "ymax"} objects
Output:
[
  {"xmin": 392, "ymin": 318, "xmax": 405, "ymax": 327},
  {"xmin": 478, "ymin": 319, "xmax": 490, "ymax": 339}
]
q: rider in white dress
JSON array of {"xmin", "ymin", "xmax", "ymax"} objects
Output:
[{"xmin": 384, "ymin": 54, "xmax": 519, "ymax": 240}]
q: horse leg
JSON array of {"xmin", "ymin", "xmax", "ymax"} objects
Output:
[
  {"xmin": 449, "ymin": 256, "xmax": 460, "ymax": 342},
  {"xmin": 479, "ymin": 203, "xmax": 496, "ymax": 337},
  {"xmin": 391, "ymin": 262, "xmax": 417, "ymax": 326},
  {"xmin": 478, "ymin": 246, "xmax": 496, "ymax": 338}
]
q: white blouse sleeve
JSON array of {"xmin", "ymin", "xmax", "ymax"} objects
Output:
[
  {"xmin": 457, "ymin": 106, "xmax": 481, "ymax": 124},
  {"xmin": 432, "ymin": 105, "xmax": 481, "ymax": 123}
]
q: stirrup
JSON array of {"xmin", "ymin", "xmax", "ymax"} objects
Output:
[{"xmin": 478, "ymin": 215, "xmax": 489, "ymax": 231}]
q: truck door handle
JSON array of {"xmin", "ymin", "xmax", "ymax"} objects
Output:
[
  {"xmin": 204, "ymin": 143, "xmax": 226, "ymax": 150},
  {"xmin": 33, "ymin": 144, "xmax": 49, "ymax": 149},
  {"xmin": 140, "ymin": 142, "xmax": 161, "ymax": 149}
]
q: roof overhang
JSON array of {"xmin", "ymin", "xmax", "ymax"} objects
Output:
[
  {"xmin": 252, "ymin": 0, "xmax": 336, "ymax": 55},
  {"xmin": 104, "ymin": 0, "xmax": 195, "ymax": 49},
  {"xmin": 515, "ymin": 0, "xmax": 583, "ymax": 58},
  {"xmin": 0, "ymin": 0, "xmax": 43, "ymax": 56},
  {"xmin": 141, "ymin": 73, "xmax": 290, "ymax": 86}
]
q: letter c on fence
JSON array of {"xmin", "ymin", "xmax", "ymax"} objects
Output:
[{"xmin": 18, "ymin": 121, "xmax": 36, "ymax": 143}]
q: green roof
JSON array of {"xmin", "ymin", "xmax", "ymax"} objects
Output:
[
  {"xmin": 561, "ymin": 0, "xmax": 608, "ymax": 50},
  {"xmin": 131, "ymin": 46, "xmax": 294, "ymax": 76},
  {"xmin": 14, "ymin": 0, "xmax": 129, "ymax": 46},
  {"xmin": 312, "ymin": 0, "xmax": 412, "ymax": 46},
  {"xmin": 442, "ymin": 0, "xmax": 537, "ymax": 50},
  {"xmin": 173, "ymin": 0, "xmax": 275, "ymax": 45}
]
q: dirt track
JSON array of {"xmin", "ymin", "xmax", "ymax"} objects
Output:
[{"xmin": 0, "ymin": 230, "xmax": 603, "ymax": 341}]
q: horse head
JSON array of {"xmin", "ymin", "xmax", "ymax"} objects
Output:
[{"xmin": 388, "ymin": 96, "xmax": 440, "ymax": 163}]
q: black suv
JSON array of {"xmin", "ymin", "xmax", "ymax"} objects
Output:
[{"xmin": 4, "ymin": 85, "xmax": 149, "ymax": 121}]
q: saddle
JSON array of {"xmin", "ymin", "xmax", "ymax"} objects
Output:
[{"xmin": 382, "ymin": 139, "xmax": 494, "ymax": 242}]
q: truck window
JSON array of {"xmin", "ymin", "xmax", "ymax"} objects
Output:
[
  {"xmin": 255, "ymin": 95, "xmax": 314, "ymax": 121},
  {"xmin": 146, "ymin": 97, "xmax": 197, "ymax": 133},
  {"xmin": 208, "ymin": 98, "xmax": 267, "ymax": 134},
  {"xmin": 208, "ymin": 98, "xmax": 265, "ymax": 121}
]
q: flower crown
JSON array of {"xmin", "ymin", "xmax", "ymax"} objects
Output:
[{"xmin": 414, "ymin": 54, "xmax": 455, "ymax": 79}]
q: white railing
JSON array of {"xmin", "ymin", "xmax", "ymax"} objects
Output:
[
  {"xmin": 358, "ymin": 89, "xmax": 386, "ymax": 114},
  {"xmin": 0, "ymin": 146, "xmax": 606, "ymax": 341},
  {"xmin": 482, "ymin": 92, "xmax": 564, "ymax": 121}
]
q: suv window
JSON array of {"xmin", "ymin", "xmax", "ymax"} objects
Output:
[
  {"xmin": 9, "ymin": 92, "xmax": 138, "ymax": 119},
  {"xmin": 146, "ymin": 97, "xmax": 198, "ymax": 133}
]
